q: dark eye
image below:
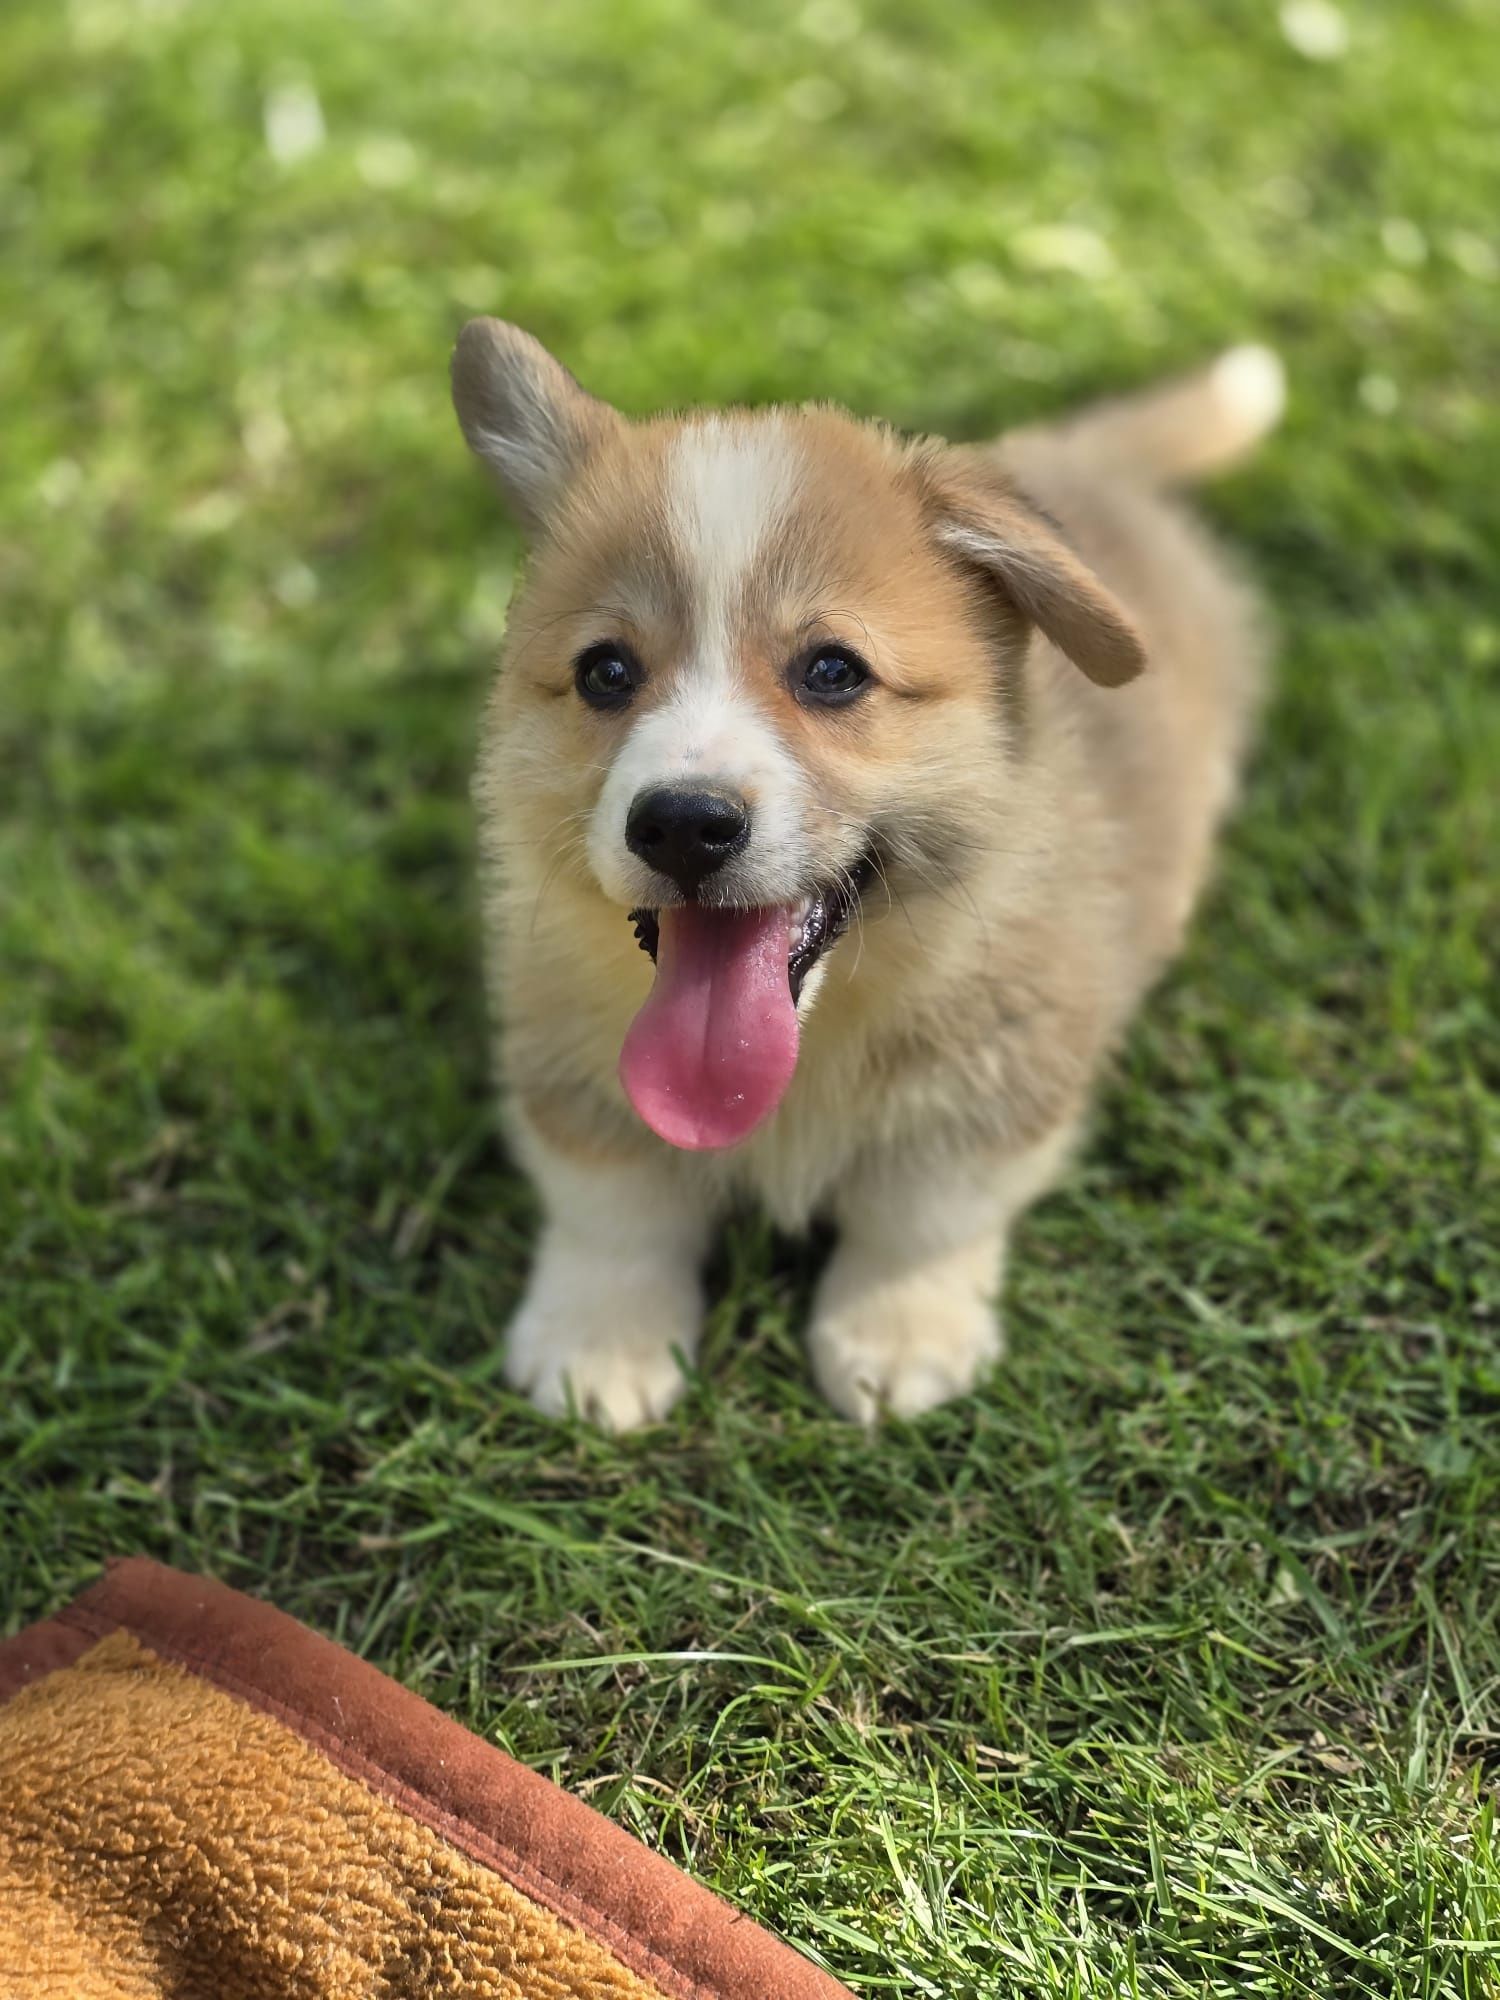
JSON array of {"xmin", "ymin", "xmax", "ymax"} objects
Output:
[
  {"xmin": 574, "ymin": 641, "xmax": 642, "ymax": 708},
  {"xmin": 797, "ymin": 645, "xmax": 871, "ymax": 707}
]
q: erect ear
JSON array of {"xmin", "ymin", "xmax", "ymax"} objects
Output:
[
  {"xmin": 915, "ymin": 447, "xmax": 1146, "ymax": 687},
  {"xmin": 450, "ymin": 318, "xmax": 620, "ymax": 532}
]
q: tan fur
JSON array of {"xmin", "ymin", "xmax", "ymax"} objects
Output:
[{"xmin": 454, "ymin": 325, "xmax": 1277, "ymax": 1426}]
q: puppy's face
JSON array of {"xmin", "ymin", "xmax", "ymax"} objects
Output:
[{"xmin": 454, "ymin": 322, "xmax": 1142, "ymax": 1150}]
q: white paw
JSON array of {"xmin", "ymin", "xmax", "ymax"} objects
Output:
[
  {"xmin": 807, "ymin": 1267, "xmax": 1002, "ymax": 1423},
  {"xmin": 503, "ymin": 1259, "xmax": 700, "ymax": 1432}
]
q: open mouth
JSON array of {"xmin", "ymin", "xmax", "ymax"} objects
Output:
[
  {"xmin": 627, "ymin": 855, "xmax": 874, "ymax": 1004},
  {"xmin": 618, "ymin": 857, "xmax": 876, "ymax": 1153}
]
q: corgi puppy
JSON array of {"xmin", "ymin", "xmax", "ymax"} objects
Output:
[{"xmin": 451, "ymin": 324, "xmax": 1282, "ymax": 1429}]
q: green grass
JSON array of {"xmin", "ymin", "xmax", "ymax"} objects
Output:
[{"xmin": 3, "ymin": 0, "xmax": 1498, "ymax": 1991}]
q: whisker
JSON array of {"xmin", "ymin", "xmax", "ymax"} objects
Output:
[{"xmin": 527, "ymin": 832, "xmax": 589, "ymax": 937}]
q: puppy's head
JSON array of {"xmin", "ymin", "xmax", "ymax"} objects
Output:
[{"xmin": 453, "ymin": 319, "xmax": 1143, "ymax": 1151}]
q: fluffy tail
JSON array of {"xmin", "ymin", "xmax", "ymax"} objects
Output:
[{"xmin": 1010, "ymin": 344, "xmax": 1286, "ymax": 486}]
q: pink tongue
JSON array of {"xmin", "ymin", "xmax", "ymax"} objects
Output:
[{"xmin": 619, "ymin": 906, "xmax": 799, "ymax": 1150}]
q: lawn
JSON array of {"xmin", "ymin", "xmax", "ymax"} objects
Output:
[{"xmin": 3, "ymin": 0, "xmax": 1498, "ymax": 1991}]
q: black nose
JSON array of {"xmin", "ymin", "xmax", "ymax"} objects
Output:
[{"xmin": 625, "ymin": 785, "xmax": 751, "ymax": 895}]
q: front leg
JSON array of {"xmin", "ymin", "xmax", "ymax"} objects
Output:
[
  {"xmin": 504, "ymin": 1117, "xmax": 717, "ymax": 1431},
  {"xmin": 807, "ymin": 1125, "xmax": 1077, "ymax": 1423}
]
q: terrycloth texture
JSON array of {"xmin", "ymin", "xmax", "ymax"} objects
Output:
[
  {"xmin": 0, "ymin": 1631, "xmax": 662, "ymax": 1999},
  {"xmin": 0, "ymin": 1561, "xmax": 853, "ymax": 2000}
]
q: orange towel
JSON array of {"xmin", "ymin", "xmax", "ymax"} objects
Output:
[{"xmin": 0, "ymin": 1560, "xmax": 851, "ymax": 2000}]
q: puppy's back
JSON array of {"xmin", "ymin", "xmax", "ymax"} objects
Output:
[{"xmin": 995, "ymin": 350, "xmax": 1283, "ymax": 987}]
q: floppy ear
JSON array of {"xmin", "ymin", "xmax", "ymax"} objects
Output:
[
  {"xmin": 917, "ymin": 448, "xmax": 1146, "ymax": 687},
  {"xmin": 450, "ymin": 318, "xmax": 620, "ymax": 531}
]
